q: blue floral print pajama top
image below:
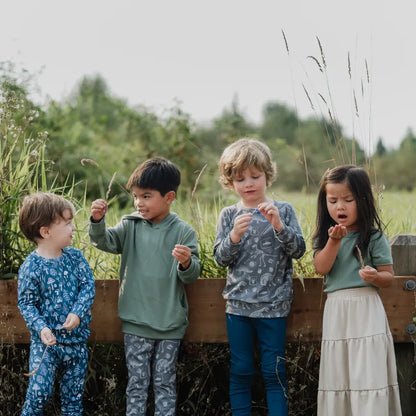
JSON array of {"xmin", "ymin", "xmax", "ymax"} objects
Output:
[{"xmin": 18, "ymin": 246, "xmax": 95, "ymax": 344}]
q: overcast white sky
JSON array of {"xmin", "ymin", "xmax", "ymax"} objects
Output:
[{"xmin": 2, "ymin": 0, "xmax": 415, "ymax": 152}]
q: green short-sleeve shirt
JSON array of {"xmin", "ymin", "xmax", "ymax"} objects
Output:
[{"xmin": 324, "ymin": 231, "xmax": 393, "ymax": 293}]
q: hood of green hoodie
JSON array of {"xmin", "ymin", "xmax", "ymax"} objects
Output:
[{"xmin": 121, "ymin": 211, "xmax": 180, "ymax": 229}]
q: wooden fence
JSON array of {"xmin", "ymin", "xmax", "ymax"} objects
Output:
[
  {"xmin": 1, "ymin": 233, "xmax": 415, "ymax": 344},
  {"xmin": 1, "ymin": 276, "xmax": 415, "ymax": 344}
]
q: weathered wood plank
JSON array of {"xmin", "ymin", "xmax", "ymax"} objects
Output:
[
  {"xmin": 185, "ymin": 278, "xmax": 227, "ymax": 343},
  {"xmin": 378, "ymin": 277, "xmax": 416, "ymax": 340},
  {"xmin": 0, "ymin": 280, "xmax": 27, "ymax": 343},
  {"xmin": 1, "ymin": 277, "xmax": 414, "ymax": 344},
  {"xmin": 390, "ymin": 234, "xmax": 416, "ymax": 276}
]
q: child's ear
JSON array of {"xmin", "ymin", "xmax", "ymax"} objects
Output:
[
  {"xmin": 165, "ymin": 191, "xmax": 176, "ymax": 204},
  {"xmin": 39, "ymin": 226, "xmax": 49, "ymax": 239}
]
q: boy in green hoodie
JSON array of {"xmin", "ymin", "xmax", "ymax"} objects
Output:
[{"xmin": 89, "ymin": 157, "xmax": 200, "ymax": 416}]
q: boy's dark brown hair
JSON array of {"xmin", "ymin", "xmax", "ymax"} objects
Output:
[
  {"xmin": 19, "ymin": 192, "xmax": 75, "ymax": 243},
  {"xmin": 126, "ymin": 157, "xmax": 181, "ymax": 196}
]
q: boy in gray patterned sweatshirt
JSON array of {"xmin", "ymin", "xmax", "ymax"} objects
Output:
[{"xmin": 214, "ymin": 138, "xmax": 305, "ymax": 416}]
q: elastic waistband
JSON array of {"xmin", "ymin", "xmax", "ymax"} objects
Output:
[{"xmin": 327, "ymin": 286, "xmax": 378, "ymax": 298}]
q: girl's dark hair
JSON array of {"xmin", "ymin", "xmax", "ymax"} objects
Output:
[
  {"xmin": 312, "ymin": 164, "xmax": 384, "ymax": 258},
  {"xmin": 127, "ymin": 157, "xmax": 181, "ymax": 196}
]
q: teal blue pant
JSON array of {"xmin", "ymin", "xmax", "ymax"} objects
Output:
[
  {"xmin": 226, "ymin": 314, "xmax": 288, "ymax": 416},
  {"xmin": 21, "ymin": 341, "xmax": 88, "ymax": 416}
]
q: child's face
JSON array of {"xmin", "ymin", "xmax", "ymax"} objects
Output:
[
  {"xmin": 325, "ymin": 182, "xmax": 358, "ymax": 232},
  {"xmin": 131, "ymin": 186, "xmax": 173, "ymax": 224},
  {"xmin": 44, "ymin": 209, "xmax": 76, "ymax": 249},
  {"xmin": 233, "ymin": 166, "xmax": 267, "ymax": 208}
]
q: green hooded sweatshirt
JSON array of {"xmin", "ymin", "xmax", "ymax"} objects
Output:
[{"xmin": 89, "ymin": 211, "xmax": 200, "ymax": 339}]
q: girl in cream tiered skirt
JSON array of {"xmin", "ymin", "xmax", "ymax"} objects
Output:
[{"xmin": 317, "ymin": 287, "xmax": 402, "ymax": 416}]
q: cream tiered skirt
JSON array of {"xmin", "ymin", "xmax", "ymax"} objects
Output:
[{"xmin": 317, "ymin": 287, "xmax": 402, "ymax": 416}]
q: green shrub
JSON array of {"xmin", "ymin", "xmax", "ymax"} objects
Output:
[{"xmin": 0, "ymin": 80, "xmax": 49, "ymax": 278}]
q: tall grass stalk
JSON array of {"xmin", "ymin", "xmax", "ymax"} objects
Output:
[
  {"xmin": 282, "ymin": 31, "xmax": 375, "ymax": 174},
  {"xmin": 0, "ymin": 83, "xmax": 47, "ymax": 277},
  {"xmin": 0, "ymin": 80, "xmax": 84, "ymax": 278}
]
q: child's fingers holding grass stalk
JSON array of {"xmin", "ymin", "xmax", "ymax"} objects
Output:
[
  {"xmin": 91, "ymin": 199, "xmax": 108, "ymax": 222},
  {"xmin": 172, "ymin": 245, "xmax": 191, "ymax": 269},
  {"xmin": 230, "ymin": 213, "xmax": 253, "ymax": 243}
]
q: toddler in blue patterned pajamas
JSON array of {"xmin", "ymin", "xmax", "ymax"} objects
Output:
[{"xmin": 17, "ymin": 192, "xmax": 95, "ymax": 416}]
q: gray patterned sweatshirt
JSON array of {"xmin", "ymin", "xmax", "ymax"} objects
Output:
[{"xmin": 214, "ymin": 200, "xmax": 305, "ymax": 318}]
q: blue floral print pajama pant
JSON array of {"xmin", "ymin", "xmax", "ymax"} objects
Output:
[
  {"xmin": 21, "ymin": 341, "xmax": 89, "ymax": 416},
  {"xmin": 124, "ymin": 334, "xmax": 181, "ymax": 416}
]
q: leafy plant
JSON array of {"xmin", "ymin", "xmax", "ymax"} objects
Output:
[
  {"xmin": 0, "ymin": 75, "xmax": 84, "ymax": 279},
  {"xmin": 0, "ymin": 80, "xmax": 49, "ymax": 278}
]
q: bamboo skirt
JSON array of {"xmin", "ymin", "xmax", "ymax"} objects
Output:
[{"xmin": 317, "ymin": 287, "xmax": 402, "ymax": 416}]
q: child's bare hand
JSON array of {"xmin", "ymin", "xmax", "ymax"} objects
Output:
[
  {"xmin": 258, "ymin": 201, "xmax": 283, "ymax": 231},
  {"xmin": 62, "ymin": 313, "xmax": 80, "ymax": 331},
  {"xmin": 359, "ymin": 265, "xmax": 377, "ymax": 284},
  {"xmin": 230, "ymin": 213, "xmax": 253, "ymax": 243},
  {"xmin": 91, "ymin": 199, "xmax": 108, "ymax": 222},
  {"xmin": 328, "ymin": 224, "xmax": 347, "ymax": 241},
  {"xmin": 172, "ymin": 244, "xmax": 191, "ymax": 269},
  {"xmin": 40, "ymin": 327, "xmax": 56, "ymax": 346}
]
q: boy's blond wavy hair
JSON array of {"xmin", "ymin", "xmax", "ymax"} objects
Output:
[{"xmin": 218, "ymin": 138, "xmax": 276, "ymax": 189}]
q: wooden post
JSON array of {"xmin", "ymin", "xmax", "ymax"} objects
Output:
[
  {"xmin": 390, "ymin": 234, "xmax": 416, "ymax": 276},
  {"xmin": 390, "ymin": 234, "xmax": 416, "ymax": 415}
]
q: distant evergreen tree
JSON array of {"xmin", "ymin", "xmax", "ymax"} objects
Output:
[{"xmin": 375, "ymin": 137, "xmax": 387, "ymax": 156}]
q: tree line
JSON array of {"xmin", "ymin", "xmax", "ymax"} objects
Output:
[{"xmin": 2, "ymin": 69, "xmax": 415, "ymax": 205}]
